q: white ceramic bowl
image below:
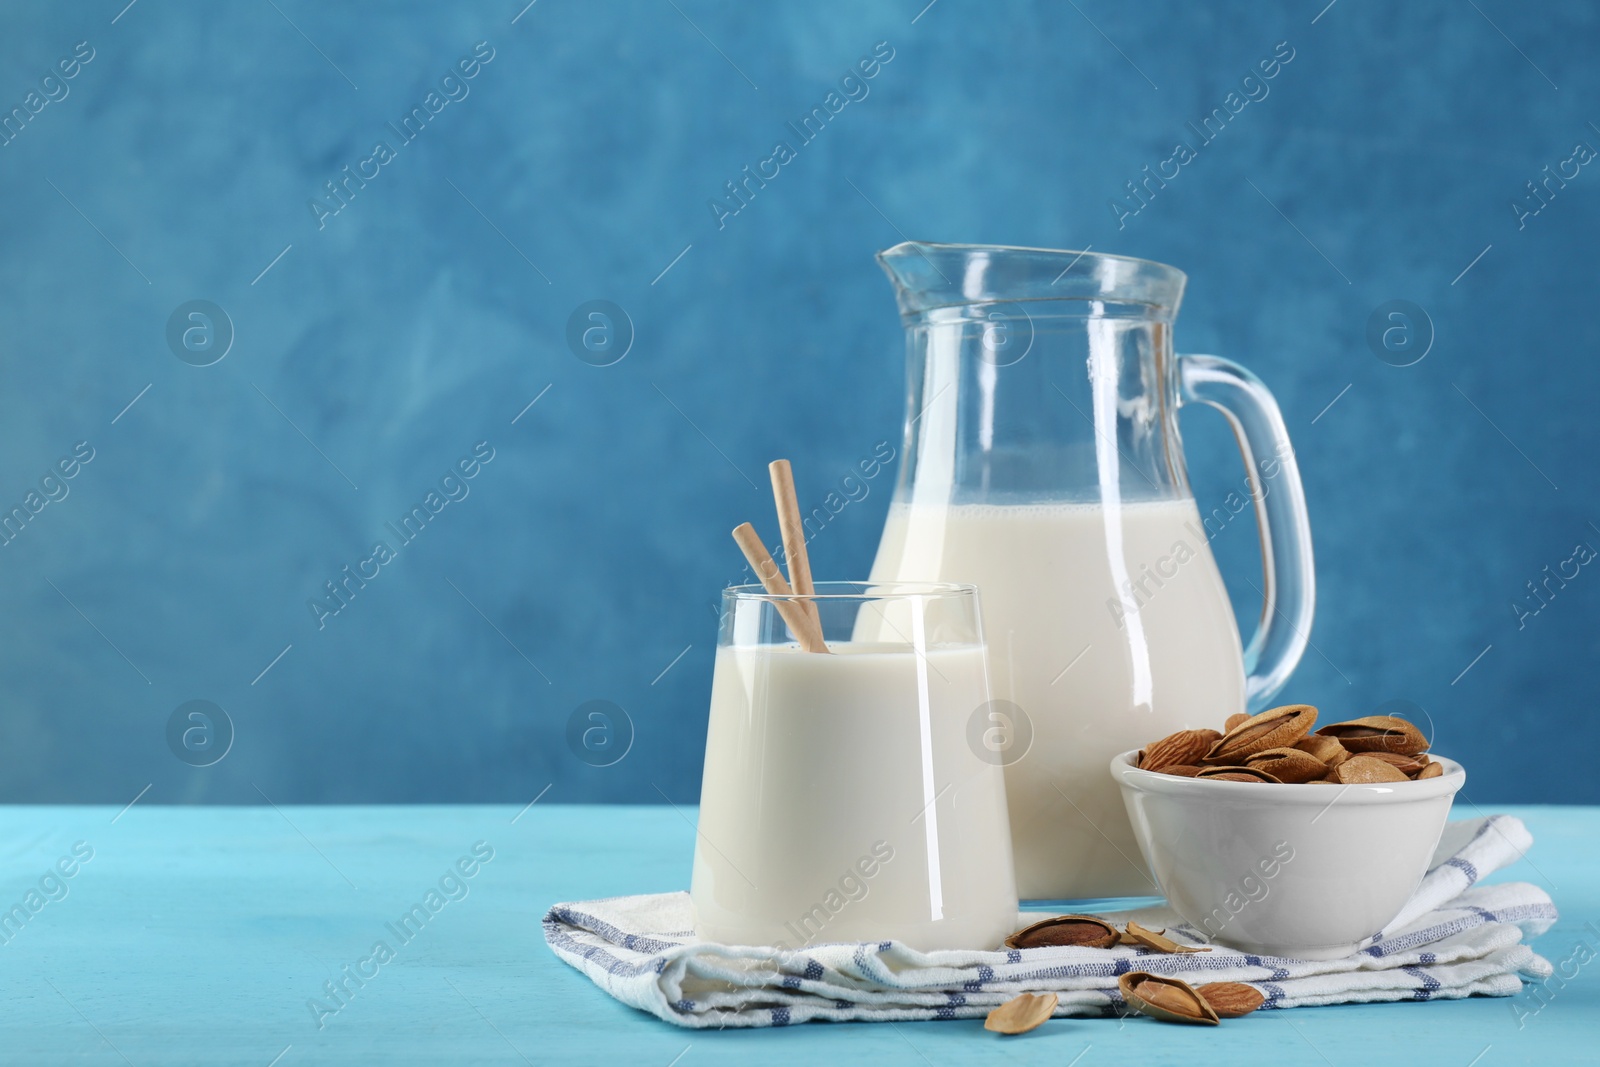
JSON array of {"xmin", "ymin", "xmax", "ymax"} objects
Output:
[{"xmin": 1110, "ymin": 750, "xmax": 1465, "ymax": 959}]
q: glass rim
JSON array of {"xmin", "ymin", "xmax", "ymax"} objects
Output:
[
  {"xmin": 877, "ymin": 241, "xmax": 1187, "ymax": 317},
  {"xmin": 722, "ymin": 580, "xmax": 978, "ymax": 603},
  {"xmin": 881, "ymin": 240, "xmax": 1185, "ymax": 280}
]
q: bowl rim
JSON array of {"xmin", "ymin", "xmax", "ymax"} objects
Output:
[{"xmin": 1109, "ymin": 749, "xmax": 1466, "ymax": 803}]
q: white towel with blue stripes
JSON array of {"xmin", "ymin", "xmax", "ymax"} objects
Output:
[{"xmin": 543, "ymin": 815, "xmax": 1556, "ymax": 1028}]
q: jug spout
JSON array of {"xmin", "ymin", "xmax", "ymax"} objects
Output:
[{"xmin": 876, "ymin": 241, "xmax": 1187, "ymax": 319}]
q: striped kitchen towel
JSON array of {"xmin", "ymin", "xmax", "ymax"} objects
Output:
[{"xmin": 543, "ymin": 815, "xmax": 1556, "ymax": 1028}]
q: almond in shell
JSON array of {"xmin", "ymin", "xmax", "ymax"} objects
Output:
[
  {"xmin": 1118, "ymin": 972, "xmax": 1219, "ymax": 1025},
  {"xmin": 1294, "ymin": 734, "xmax": 1350, "ymax": 768},
  {"xmin": 1315, "ymin": 715, "xmax": 1429, "ymax": 756},
  {"xmin": 1206, "ymin": 704, "xmax": 1318, "ymax": 763},
  {"xmin": 1224, "ymin": 712, "xmax": 1250, "ymax": 731},
  {"xmin": 984, "ymin": 991, "xmax": 1058, "ymax": 1034},
  {"xmin": 1244, "ymin": 746, "xmax": 1327, "ymax": 784},
  {"xmin": 1196, "ymin": 765, "xmax": 1282, "ymax": 784},
  {"xmin": 1197, "ymin": 982, "xmax": 1266, "ymax": 1018},
  {"xmin": 1005, "ymin": 914, "xmax": 1120, "ymax": 950},
  {"xmin": 1333, "ymin": 754, "xmax": 1410, "ymax": 784},
  {"xmin": 1365, "ymin": 751, "xmax": 1430, "ymax": 775}
]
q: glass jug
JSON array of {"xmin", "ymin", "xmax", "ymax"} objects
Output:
[{"xmin": 867, "ymin": 242, "xmax": 1314, "ymax": 901}]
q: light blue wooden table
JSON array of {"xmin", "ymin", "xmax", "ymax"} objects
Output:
[{"xmin": 0, "ymin": 804, "xmax": 1592, "ymax": 1065}]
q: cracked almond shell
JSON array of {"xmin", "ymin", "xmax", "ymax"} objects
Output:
[
  {"xmin": 984, "ymin": 991, "xmax": 1057, "ymax": 1034},
  {"xmin": 1315, "ymin": 715, "xmax": 1429, "ymax": 756},
  {"xmin": 1124, "ymin": 920, "xmax": 1209, "ymax": 953},
  {"xmin": 1294, "ymin": 734, "xmax": 1350, "ymax": 767},
  {"xmin": 1333, "ymin": 754, "xmax": 1410, "ymax": 783},
  {"xmin": 1365, "ymin": 750, "xmax": 1430, "ymax": 775},
  {"xmin": 1244, "ymin": 746, "xmax": 1327, "ymax": 783},
  {"xmin": 1206, "ymin": 704, "xmax": 1318, "ymax": 763},
  {"xmin": 1196, "ymin": 765, "xmax": 1282, "ymax": 783},
  {"xmin": 1005, "ymin": 914, "xmax": 1120, "ymax": 950},
  {"xmin": 1119, "ymin": 972, "xmax": 1219, "ymax": 1025}
]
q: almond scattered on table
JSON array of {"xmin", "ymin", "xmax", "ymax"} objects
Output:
[
  {"xmin": 984, "ymin": 991, "xmax": 1058, "ymax": 1034},
  {"xmin": 1135, "ymin": 705, "xmax": 1445, "ymax": 785},
  {"xmin": 1196, "ymin": 982, "xmax": 1266, "ymax": 1018}
]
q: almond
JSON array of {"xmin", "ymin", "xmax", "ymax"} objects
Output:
[
  {"xmin": 1244, "ymin": 746, "xmax": 1327, "ymax": 783},
  {"xmin": 1333, "ymin": 754, "xmax": 1410, "ymax": 783},
  {"xmin": 1197, "ymin": 982, "xmax": 1266, "ymax": 1018},
  {"xmin": 1196, "ymin": 766, "xmax": 1281, "ymax": 783},
  {"xmin": 1315, "ymin": 715, "xmax": 1428, "ymax": 756},
  {"xmin": 1225, "ymin": 712, "xmax": 1250, "ymax": 731},
  {"xmin": 1415, "ymin": 760, "xmax": 1444, "ymax": 780},
  {"xmin": 1294, "ymin": 734, "xmax": 1349, "ymax": 767},
  {"xmin": 1005, "ymin": 914, "xmax": 1120, "ymax": 950},
  {"xmin": 1158, "ymin": 764, "xmax": 1203, "ymax": 777},
  {"xmin": 1119, "ymin": 972, "xmax": 1219, "ymax": 1025},
  {"xmin": 1142, "ymin": 728, "xmax": 1224, "ymax": 771},
  {"xmin": 1206, "ymin": 705, "xmax": 1318, "ymax": 763},
  {"xmin": 1365, "ymin": 751, "xmax": 1429, "ymax": 775},
  {"xmin": 984, "ymin": 992, "xmax": 1058, "ymax": 1034}
]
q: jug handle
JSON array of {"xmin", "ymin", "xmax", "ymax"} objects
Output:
[{"xmin": 1178, "ymin": 354, "xmax": 1316, "ymax": 711}]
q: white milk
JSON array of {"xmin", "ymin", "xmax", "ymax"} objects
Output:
[
  {"xmin": 691, "ymin": 643, "xmax": 1017, "ymax": 952},
  {"xmin": 870, "ymin": 500, "xmax": 1246, "ymax": 900}
]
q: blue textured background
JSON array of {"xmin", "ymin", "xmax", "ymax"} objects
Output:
[{"xmin": 0, "ymin": 0, "xmax": 1593, "ymax": 806}]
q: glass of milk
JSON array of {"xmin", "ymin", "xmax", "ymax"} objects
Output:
[{"xmin": 690, "ymin": 581, "xmax": 1018, "ymax": 953}]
